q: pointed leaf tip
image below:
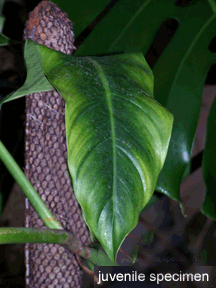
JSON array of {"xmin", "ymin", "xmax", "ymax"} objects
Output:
[{"xmin": 37, "ymin": 43, "xmax": 173, "ymax": 263}]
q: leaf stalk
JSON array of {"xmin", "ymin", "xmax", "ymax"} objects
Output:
[{"xmin": 0, "ymin": 141, "xmax": 62, "ymax": 230}]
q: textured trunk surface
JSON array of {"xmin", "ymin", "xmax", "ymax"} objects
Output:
[{"xmin": 24, "ymin": 1, "xmax": 91, "ymax": 287}]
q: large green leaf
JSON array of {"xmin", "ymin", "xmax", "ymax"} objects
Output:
[
  {"xmin": 2, "ymin": 0, "xmax": 216, "ymax": 223},
  {"xmin": 153, "ymin": 1, "xmax": 216, "ymax": 203},
  {"xmin": 75, "ymin": 0, "xmax": 216, "ymax": 207},
  {"xmin": 201, "ymin": 1, "xmax": 216, "ymax": 220},
  {"xmin": 33, "ymin": 40, "xmax": 173, "ymax": 263},
  {"xmin": 202, "ymin": 96, "xmax": 216, "ymax": 220},
  {"xmin": 75, "ymin": 0, "xmax": 171, "ymax": 56}
]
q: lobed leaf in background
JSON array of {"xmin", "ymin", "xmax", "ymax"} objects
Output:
[
  {"xmin": 153, "ymin": 0, "xmax": 216, "ymax": 205},
  {"xmin": 70, "ymin": 0, "xmax": 216, "ymax": 214},
  {"xmin": 34, "ymin": 40, "xmax": 173, "ymax": 263},
  {"xmin": 200, "ymin": 0, "xmax": 216, "ymax": 221}
]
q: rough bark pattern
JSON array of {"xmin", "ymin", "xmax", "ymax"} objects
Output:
[{"xmin": 24, "ymin": 1, "xmax": 91, "ymax": 287}]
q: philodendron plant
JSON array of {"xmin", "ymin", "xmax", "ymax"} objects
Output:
[{"xmin": 0, "ymin": 0, "xmax": 216, "ymax": 266}]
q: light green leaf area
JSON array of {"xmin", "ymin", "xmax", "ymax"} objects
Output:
[
  {"xmin": 34, "ymin": 40, "xmax": 173, "ymax": 263},
  {"xmin": 0, "ymin": 39, "xmax": 53, "ymax": 106}
]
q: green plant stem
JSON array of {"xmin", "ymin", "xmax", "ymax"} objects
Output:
[
  {"xmin": 0, "ymin": 141, "xmax": 115, "ymax": 266},
  {"xmin": 0, "ymin": 227, "xmax": 114, "ymax": 266},
  {"xmin": 0, "ymin": 141, "xmax": 62, "ymax": 230}
]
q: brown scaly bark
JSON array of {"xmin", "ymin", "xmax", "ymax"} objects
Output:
[{"xmin": 24, "ymin": 1, "xmax": 92, "ymax": 287}]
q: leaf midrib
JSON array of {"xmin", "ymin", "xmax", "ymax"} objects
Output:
[{"xmin": 87, "ymin": 57, "xmax": 116, "ymax": 249}]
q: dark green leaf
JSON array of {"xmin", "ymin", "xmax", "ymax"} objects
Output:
[
  {"xmin": 0, "ymin": 33, "xmax": 10, "ymax": 46},
  {"xmin": 208, "ymin": 0, "xmax": 216, "ymax": 14},
  {"xmin": 153, "ymin": 2, "xmax": 216, "ymax": 203},
  {"xmin": 36, "ymin": 40, "xmax": 173, "ymax": 263},
  {"xmin": 202, "ymin": 96, "xmax": 216, "ymax": 220}
]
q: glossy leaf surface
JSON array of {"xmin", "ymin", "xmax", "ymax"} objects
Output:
[
  {"xmin": 76, "ymin": 0, "xmax": 216, "ymax": 207},
  {"xmin": 2, "ymin": 0, "xmax": 216, "ymax": 221},
  {"xmin": 153, "ymin": 1, "xmax": 216, "ymax": 203},
  {"xmin": 36, "ymin": 41, "xmax": 173, "ymax": 262}
]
